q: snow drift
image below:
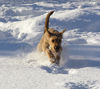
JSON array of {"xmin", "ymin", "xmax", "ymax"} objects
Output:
[{"xmin": 0, "ymin": 0, "xmax": 100, "ymax": 89}]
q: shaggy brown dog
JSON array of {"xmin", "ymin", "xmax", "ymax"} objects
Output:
[{"xmin": 37, "ymin": 11, "xmax": 66, "ymax": 64}]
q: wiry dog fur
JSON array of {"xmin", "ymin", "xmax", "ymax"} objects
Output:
[{"xmin": 37, "ymin": 11, "xmax": 66, "ymax": 64}]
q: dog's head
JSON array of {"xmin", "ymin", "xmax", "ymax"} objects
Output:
[{"xmin": 46, "ymin": 28, "xmax": 66, "ymax": 53}]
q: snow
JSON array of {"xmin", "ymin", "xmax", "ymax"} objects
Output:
[{"xmin": 0, "ymin": 0, "xmax": 100, "ymax": 89}]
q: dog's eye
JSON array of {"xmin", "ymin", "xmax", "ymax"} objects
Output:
[{"xmin": 52, "ymin": 40, "xmax": 55, "ymax": 43}]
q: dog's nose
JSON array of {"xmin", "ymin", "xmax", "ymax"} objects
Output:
[{"xmin": 54, "ymin": 46, "xmax": 59, "ymax": 52}]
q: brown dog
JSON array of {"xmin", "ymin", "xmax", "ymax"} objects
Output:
[{"xmin": 37, "ymin": 11, "xmax": 66, "ymax": 64}]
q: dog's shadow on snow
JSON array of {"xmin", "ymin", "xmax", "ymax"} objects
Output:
[{"xmin": 41, "ymin": 65, "xmax": 68, "ymax": 74}]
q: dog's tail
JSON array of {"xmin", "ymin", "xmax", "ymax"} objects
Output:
[{"xmin": 44, "ymin": 11, "xmax": 54, "ymax": 33}]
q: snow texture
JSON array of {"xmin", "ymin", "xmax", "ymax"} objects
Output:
[{"xmin": 0, "ymin": 0, "xmax": 100, "ymax": 89}]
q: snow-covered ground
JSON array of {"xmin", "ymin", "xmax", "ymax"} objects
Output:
[{"xmin": 0, "ymin": 0, "xmax": 100, "ymax": 89}]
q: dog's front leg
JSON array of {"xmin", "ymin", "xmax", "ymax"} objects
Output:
[
  {"xmin": 45, "ymin": 49, "xmax": 56, "ymax": 63},
  {"xmin": 56, "ymin": 55, "xmax": 60, "ymax": 65}
]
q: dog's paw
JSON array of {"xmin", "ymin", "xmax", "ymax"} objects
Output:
[{"xmin": 50, "ymin": 58, "xmax": 56, "ymax": 63}]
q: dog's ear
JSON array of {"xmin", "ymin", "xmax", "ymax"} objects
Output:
[{"xmin": 60, "ymin": 29, "xmax": 66, "ymax": 35}]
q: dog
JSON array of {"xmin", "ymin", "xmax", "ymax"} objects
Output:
[{"xmin": 37, "ymin": 11, "xmax": 66, "ymax": 65}]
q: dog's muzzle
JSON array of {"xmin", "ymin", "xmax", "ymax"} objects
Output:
[{"xmin": 54, "ymin": 46, "xmax": 60, "ymax": 52}]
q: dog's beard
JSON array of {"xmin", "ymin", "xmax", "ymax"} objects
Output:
[
  {"xmin": 49, "ymin": 45, "xmax": 56, "ymax": 53},
  {"xmin": 49, "ymin": 45, "xmax": 61, "ymax": 57}
]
